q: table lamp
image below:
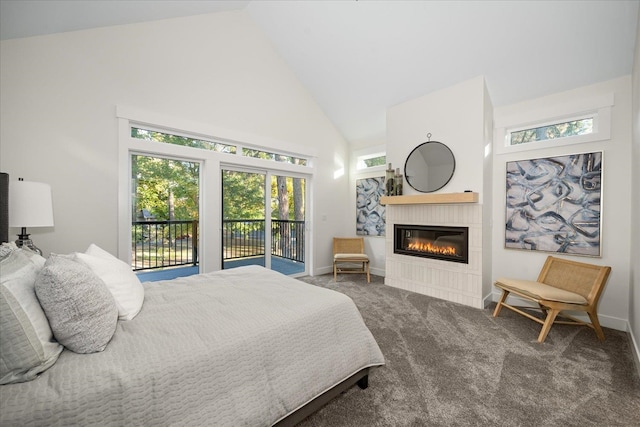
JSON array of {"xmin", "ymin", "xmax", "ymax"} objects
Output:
[{"xmin": 8, "ymin": 178, "xmax": 54, "ymax": 255}]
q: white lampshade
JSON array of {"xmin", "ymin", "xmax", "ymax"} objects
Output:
[{"xmin": 9, "ymin": 180, "xmax": 54, "ymax": 228}]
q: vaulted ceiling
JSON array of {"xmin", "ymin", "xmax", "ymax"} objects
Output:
[{"xmin": 1, "ymin": 0, "xmax": 638, "ymax": 142}]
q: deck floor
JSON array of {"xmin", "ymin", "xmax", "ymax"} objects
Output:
[{"xmin": 136, "ymin": 256, "xmax": 304, "ymax": 282}]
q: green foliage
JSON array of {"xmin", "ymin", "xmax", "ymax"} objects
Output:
[
  {"xmin": 270, "ymin": 175, "xmax": 305, "ymax": 220},
  {"xmin": 222, "ymin": 170, "xmax": 265, "ymax": 220},
  {"xmin": 132, "ymin": 155, "xmax": 199, "ymax": 221},
  {"xmin": 242, "ymin": 148, "xmax": 307, "ymax": 166},
  {"xmin": 363, "ymin": 155, "xmax": 386, "ymax": 167},
  {"xmin": 131, "ymin": 127, "xmax": 235, "ymax": 153},
  {"xmin": 130, "ymin": 128, "xmax": 305, "ymax": 224},
  {"xmin": 510, "ymin": 118, "xmax": 593, "ymax": 145}
]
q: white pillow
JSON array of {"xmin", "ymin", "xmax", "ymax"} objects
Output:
[{"xmin": 74, "ymin": 244, "xmax": 144, "ymax": 320}]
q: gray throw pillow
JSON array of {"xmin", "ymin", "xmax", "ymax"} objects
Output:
[
  {"xmin": 35, "ymin": 255, "xmax": 118, "ymax": 354},
  {"xmin": 0, "ymin": 247, "xmax": 63, "ymax": 384}
]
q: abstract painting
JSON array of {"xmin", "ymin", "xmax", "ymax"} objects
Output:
[
  {"xmin": 356, "ymin": 177, "xmax": 385, "ymax": 236},
  {"xmin": 505, "ymin": 151, "xmax": 602, "ymax": 257}
]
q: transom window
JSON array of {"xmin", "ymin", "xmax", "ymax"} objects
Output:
[
  {"xmin": 132, "ymin": 127, "xmax": 236, "ymax": 153},
  {"xmin": 356, "ymin": 152, "xmax": 386, "ymax": 170},
  {"xmin": 242, "ymin": 148, "xmax": 308, "ymax": 166},
  {"xmin": 132, "ymin": 126, "xmax": 309, "ymax": 166},
  {"xmin": 508, "ymin": 116, "xmax": 594, "ymax": 146},
  {"xmin": 494, "ymin": 93, "xmax": 613, "ymax": 155}
]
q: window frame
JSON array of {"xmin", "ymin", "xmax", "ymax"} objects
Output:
[
  {"xmin": 117, "ymin": 106, "xmax": 316, "ymax": 274},
  {"xmin": 494, "ymin": 93, "xmax": 613, "ymax": 155},
  {"xmin": 507, "ymin": 113, "xmax": 595, "ymax": 146},
  {"xmin": 354, "ymin": 145, "xmax": 387, "ymax": 173}
]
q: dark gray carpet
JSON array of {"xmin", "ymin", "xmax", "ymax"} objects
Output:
[{"xmin": 296, "ymin": 274, "xmax": 640, "ymax": 427}]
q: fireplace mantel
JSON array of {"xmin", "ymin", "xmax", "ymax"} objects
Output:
[{"xmin": 380, "ymin": 192, "xmax": 478, "ymax": 205}]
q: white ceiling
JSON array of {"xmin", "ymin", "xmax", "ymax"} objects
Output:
[{"xmin": 1, "ymin": 0, "xmax": 638, "ymax": 142}]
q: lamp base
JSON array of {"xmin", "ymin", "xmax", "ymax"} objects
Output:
[{"xmin": 15, "ymin": 228, "xmax": 42, "ymax": 255}]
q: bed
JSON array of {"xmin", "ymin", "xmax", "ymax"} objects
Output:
[
  {"xmin": 1, "ymin": 260, "xmax": 384, "ymax": 427},
  {"xmin": 0, "ymin": 175, "xmax": 384, "ymax": 425}
]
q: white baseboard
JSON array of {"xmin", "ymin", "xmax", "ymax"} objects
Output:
[
  {"xmin": 482, "ymin": 292, "xmax": 494, "ymax": 309},
  {"xmin": 370, "ymin": 267, "xmax": 384, "ymax": 277},
  {"xmin": 628, "ymin": 323, "xmax": 640, "ymax": 378},
  {"xmin": 313, "ymin": 266, "xmax": 333, "ymax": 276}
]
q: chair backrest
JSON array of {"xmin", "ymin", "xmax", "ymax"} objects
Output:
[
  {"xmin": 333, "ymin": 237, "xmax": 365, "ymax": 255},
  {"xmin": 537, "ymin": 256, "xmax": 611, "ymax": 306}
]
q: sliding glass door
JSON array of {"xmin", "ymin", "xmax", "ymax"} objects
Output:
[
  {"xmin": 130, "ymin": 154, "xmax": 200, "ymax": 281},
  {"xmin": 270, "ymin": 173, "xmax": 305, "ymax": 275},
  {"xmin": 222, "ymin": 168, "xmax": 305, "ymax": 275},
  {"xmin": 221, "ymin": 169, "xmax": 266, "ymax": 269}
]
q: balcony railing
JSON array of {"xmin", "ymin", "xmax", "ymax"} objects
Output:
[
  {"xmin": 132, "ymin": 220, "xmax": 198, "ymax": 271},
  {"xmin": 133, "ymin": 218, "xmax": 304, "ymax": 271},
  {"xmin": 222, "ymin": 219, "xmax": 305, "ymax": 263},
  {"xmin": 271, "ymin": 219, "xmax": 305, "ymax": 262}
]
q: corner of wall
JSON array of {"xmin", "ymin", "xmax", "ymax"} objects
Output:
[
  {"xmin": 628, "ymin": 4, "xmax": 640, "ymax": 367},
  {"xmin": 482, "ymin": 79, "xmax": 494, "ymax": 302}
]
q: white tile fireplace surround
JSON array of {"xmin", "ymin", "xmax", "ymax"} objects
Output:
[{"xmin": 383, "ymin": 197, "xmax": 483, "ymax": 309}]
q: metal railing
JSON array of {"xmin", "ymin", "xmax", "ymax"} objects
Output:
[
  {"xmin": 271, "ymin": 219, "xmax": 305, "ymax": 262},
  {"xmin": 222, "ymin": 219, "xmax": 305, "ymax": 263},
  {"xmin": 132, "ymin": 220, "xmax": 198, "ymax": 271},
  {"xmin": 222, "ymin": 219, "xmax": 266, "ymax": 260},
  {"xmin": 132, "ymin": 218, "xmax": 304, "ymax": 271}
]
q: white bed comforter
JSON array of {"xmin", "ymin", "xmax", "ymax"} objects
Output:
[{"xmin": 0, "ymin": 266, "xmax": 385, "ymax": 426}]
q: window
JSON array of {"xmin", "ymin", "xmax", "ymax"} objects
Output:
[
  {"xmin": 494, "ymin": 93, "xmax": 613, "ymax": 155},
  {"xmin": 119, "ymin": 111, "xmax": 315, "ymax": 276},
  {"xmin": 132, "ymin": 127, "xmax": 236, "ymax": 153},
  {"xmin": 242, "ymin": 148, "xmax": 308, "ymax": 166},
  {"xmin": 356, "ymin": 152, "xmax": 386, "ymax": 170},
  {"xmin": 132, "ymin": 127, "xmax": 310, "ymax": 167},
  {"xmin": 509, "ymin": 116, "xmax": 594, "ymax": 146}
]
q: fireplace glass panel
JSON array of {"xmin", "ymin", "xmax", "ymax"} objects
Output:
[{"xmin": 394, "ymin": 224, "xmax": 468, "ymax": 264}]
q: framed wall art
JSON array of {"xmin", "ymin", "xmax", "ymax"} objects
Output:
[
  {"xmin": 505, "ymin": 151, "xmax": 602, "ymax": 257},
  {"xmin": 356, "ymin": 177, "xmax": 385, "ymax": 236}
]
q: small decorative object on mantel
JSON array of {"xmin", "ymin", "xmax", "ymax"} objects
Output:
[
  {"xmin": 383, "ymin": 164, "xmax": 404, "ymax": 196},
  {"xmin": 385, "ymin": 163, "xmax": 395, "ymax": 196},
  {"xmin": 394, "ymin": 168, "xmax": 403, "ymax": 195},
  {"xmin": 404, "ymin": 133, "xmax": 456, "ymax": 193}
]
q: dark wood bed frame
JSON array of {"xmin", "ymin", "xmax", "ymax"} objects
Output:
[{"xmin": 274, "ymin": 368, "xmax": 371, "ymax": 426}]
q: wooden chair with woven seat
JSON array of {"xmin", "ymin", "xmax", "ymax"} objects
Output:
[
  {"xmin": 333, "ymin": 237, "xmax": 370, "ymax": 283},
  {"xmin": 492, "ymin": 256, "xmax": 611, "ymax": 343}
]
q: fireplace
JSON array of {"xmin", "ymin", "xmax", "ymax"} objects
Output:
[{"xmin": 394, "ymin": 224, "xmax": 469, "ymax": 264}]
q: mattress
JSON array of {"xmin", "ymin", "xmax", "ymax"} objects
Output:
[{"xmin": 0, "ymin": 265, "xmax": 384, "ymax": 426}]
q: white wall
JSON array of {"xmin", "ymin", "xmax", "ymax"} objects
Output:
[
  {"xmin": 385, "ymin": 76, "xmax": 492, "ymax": 300},
  {"xmin": 630, "ymin": 8, "xmax": 640, "ymax": 367},
  {"xmin": 386, "ymin": 76, "xmax": 487, "ymax": 200},
  {"xmin": 481, "ymin": 82, "xmax": 494, "ymax": 301},
  {"xmin": 346, "ymin": 140, "xmax": 387, "ymax": 276},
  {"xmin": 492, "ymin": 76, "xmax": 633, "ymax": 331},
  {"xmin": 0, "ymin": 11, "xmax": 350, "ymax": 274}
]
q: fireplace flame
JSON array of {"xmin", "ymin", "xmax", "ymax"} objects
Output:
[{"xmin": 407, "ymin": 240, "xmax": 458, "ymax": 256}]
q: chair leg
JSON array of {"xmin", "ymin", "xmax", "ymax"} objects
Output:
[
  {"xmin": 587, "ymin": 311, "xmax": 606, "ymax": 340},
  {"xmin": 493, "ymin": 290, "xmax": 510, "ymax": 317},
  {"xmin": 538, "ymin": 309, "xmax": 560, "ymax": 343},
  {"xmin": 366, "ymin": 261, "xmax": 370, "ymax": 283},
  {"xmin": 333, "ymin": 262, "xmax": 337, "ymax": 282}
]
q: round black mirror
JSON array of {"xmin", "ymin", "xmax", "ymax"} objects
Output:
[{"xmin": 404, "ymin": 141, "xmax": 455, "ymax": 193}]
